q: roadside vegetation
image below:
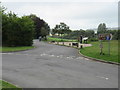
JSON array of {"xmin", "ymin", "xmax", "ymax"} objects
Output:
[
  {"xmin": 2, "ymin": 6, "xmax": 50, "ymax": 47},
  {"xmin": 0, "ymin": 80, "xmax": 22, "ymax": 89},
  {"xmin": 80, "ymin": 40, "xmax": 119, "ymax": 63},
  {"xmin": 47, "ymin": 37, "xmax": 77, "ymax": 42},
  {"xmin": 0, "ymin": 46, "xmax": 35, "ymax": 52}
]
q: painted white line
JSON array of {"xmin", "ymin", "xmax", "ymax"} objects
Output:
[
  {"xmin": 50, "ymin": 55, "xmax": 55, "ymax": 57},
  {"xmin": 40, "ymin": 53, "xmax": 47, "ymax": 56},
  {"xmin": 57, "ymin": 56, "xmax": 60, "ymax": 57},
  {"xmin": 67, "ymin": 57, "xmax": 70, "ymax": 59},
  {"xmin": 96, "ymin": 76, "xmax": 109, "ymax": 80}
]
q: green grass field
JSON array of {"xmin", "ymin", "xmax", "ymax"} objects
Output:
[
  {"xmin": 0, "ymin": 80, "xmax": 22, "ymax": 89},
  {"xmin": 47, "ymin": 37, "xmax": 77, "ymax": 42},
  {"xmin": 80, "ymin": 40, "xmax": 119, "ymax": 63},
  {"xmin": 0, "ymin": 46, "xmax": 35, "ymax": 52}
]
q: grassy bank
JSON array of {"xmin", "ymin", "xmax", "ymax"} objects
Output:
[
  {"xmin": 0, "ymin": 46, "xmax": 35, "ymax": 52},
  {"xmin": 47, "ymin": 37, "xmax": 77, "ymax": 42},
  {"xmin": 80, "ymin": 40, "xmax": 119, "ymax": 63},
  {"xmin": 0, "ymin": 80, "xmax": 22, "ymax": 89}
]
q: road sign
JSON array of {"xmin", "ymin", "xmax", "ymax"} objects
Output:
[
  {"xmin": 106, "ymin": 34, "xmax": 112, "ymax": 40},
  {"xmin": 98, "ymin": 34, "xmax": 105, "ymax": 40}
]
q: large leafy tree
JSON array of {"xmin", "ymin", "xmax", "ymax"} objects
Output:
[
  {"xmin": 106, "ymin": 30, "xmax": 118, "ymax": 40},
  {"xmin": 29, "ymin": 14, "xmax": 50, "ymax": 39},
  {"xmin": 85, "ymin": 30, "xmax": 95, "ymax": 38},
  {"xmin": 52, "ymin": 22, "xmax": 70, "ymax": 36},
  {"xmin": 97, "ymin": 23, "xmax": 107, "ymax": 34}
]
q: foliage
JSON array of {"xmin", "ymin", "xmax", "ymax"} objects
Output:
[
  {"xmin": 48, "ymin": 37, "xmax": 77, "ymax": 42},
  {"xmin": 80, "ymin": 40, "xmax": 119, "ymax": 63},
  {"xmin": 0, "ymin": 46, "xmax": 34, "ymax": 52},
  {"xmin": 97, "ymin": 23, "xmax": 107, "ymax": 34},
  {"xmin": 88, "ymin": 38, "xmax": 98, "ymax": 42},
  {"xmin": 29, "ymin": 14, "xmax": 50, "ymax": 39},
  {"xmin": 2, "ymin": 11, "xmax": 34, "ymax": 46},
  {"xmin": 0, "ymin": 80, "xmax": 22, "ymax": 89},
  {"xmin": 52, "ymin": 22, "xmax": 71, "ymax": 36},
  {"xmin": 63, "ymin": 30, "xmax": 95, "ymax": 40},
  {"xmin": 85, "ymin": 30, "xmax": 95, "ymax": 38},
  {"xmin": 106, "ymin": 30, "xmax": 118, "ymax": 40}
]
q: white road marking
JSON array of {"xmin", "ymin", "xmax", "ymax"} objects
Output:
[
  {"xmin": 57, "ymin": 56, "xmax": 60, "ymax": 57},
  {"xmin": 40, "ymin": 53, "xmax": 47, "ymax": 56},
  {"xmin": 50, "ymin": 55, "xmax": 55, "ymax": 57},
  {"xmin": 96, "ymin": 76, "xmax": 109, "ymax": 80},
  {"xmin": 67, "ymin": 57, "xmax": 70, "ymax": 59},
  {"xmin": 1, "ymin": 53, "xmax": 86, "ymax": 62}
]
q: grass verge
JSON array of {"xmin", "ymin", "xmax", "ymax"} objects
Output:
[
  {"xmin": 0, "ymin": 80, "xmax": 22, "ymax": 89},
  {"xmin": 80, "ymin": 40, "xmax": 119, "ymax": 63},
  {"xmin": 47, "ymin": 37, "xmax": 77, "ymax": 42},
  {"xmin": 0, "ymin": 46, "xmax": 35, "ymax": 52}
]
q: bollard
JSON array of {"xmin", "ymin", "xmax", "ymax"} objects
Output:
[
  {"xmin": 80, "ymin": 45, "xmax": 83, "ymax": 49},
  {"xmin": 77, "ymin": 43, "xmax": 79, "ymax": 47},
  {"xmin": 69, "ymin": 43, "xmax": 71, "ymax": 46}
]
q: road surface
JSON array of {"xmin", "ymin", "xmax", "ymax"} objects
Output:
[{"xmin": 2, "ymin": 40, "xmax": 118, "ymax": 88}]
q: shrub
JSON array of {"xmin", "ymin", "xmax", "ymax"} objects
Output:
[
  {"xmin": 2, "ymin": 12, "xmax": 34, "ymax": 46},
  {"xmin": 88, "ymin": 38, "xmax": 98, "ymax": 42}
]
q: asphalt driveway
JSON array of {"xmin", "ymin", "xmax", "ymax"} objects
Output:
[{"xmin": 2, "ymin": 40, "xmax": 118, "ymax": 88}]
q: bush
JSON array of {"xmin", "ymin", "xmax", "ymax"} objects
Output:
[
  {"xmin": 88, "ymin": 38, "xmax": 98, "ymax": 42},
  {"xmin": 2, "ymin": 12, "xmax": 34, "ymax": 46}
]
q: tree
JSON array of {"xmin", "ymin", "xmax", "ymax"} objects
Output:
[
  {"xmin": 51, "ymin": 28, "xmax": 57, "ymax": 35},
  {"xmin": 97, "ymin": 23, "xmax": 107, "ymax": 34},
  {"xmin": 40, "ymin": 27, "xmax": 48, "ymax": 40},
  {"xmin": 52, "ymin": 22, "xmax": 70, "ymax": 36},
  {"xmin": 43, "ymin": 23, "xmax": 50, "ymax": 36},
  {"xmin": 29, "ymin": 14, "xmax": 50, "ymax": 39},
  {"xmin": 2, "ymin": 10, "xmax": 34, "ymax": 46},
  {"xmin": 78, "ymin": 29, "xmax": 85, "ymax": 37},
  {"xmin": 106, "ymin": 30, "xmax": 118, "ymax": 40},
  {"xmin": 85, "ymin": 30, "xmax": 95, "ymax": 38}
]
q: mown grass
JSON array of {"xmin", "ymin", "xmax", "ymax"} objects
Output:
[
  {"xmin": 0, "ymin": 80, "xmax": 22, "ymax": 90},
  {"xmin": 0, "ymin": 46, "xmax": 35, "ymax": 52},
  {"xmin": 47, "ymin": 37, "xmax": 77, "ymax": 42},
  {"xmin": 80, "ymin": 40, "xmax": 119, "ymax": 63}
]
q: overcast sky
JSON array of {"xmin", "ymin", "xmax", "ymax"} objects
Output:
[{"xmin": 1, "ymin": 0, "xmax": 118, "ymax": 30}]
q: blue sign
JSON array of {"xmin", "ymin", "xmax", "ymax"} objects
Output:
[
  {"xmin": 106, "ymin": 36, "xmax": 110, "ymax": 40},
  {"xmin": 106, "ymin": 34, "xmax": 112, "ymax": 40}
]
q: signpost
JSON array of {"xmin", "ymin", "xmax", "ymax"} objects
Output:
[
  {"xmin": 98, "ymin": 34, "xmax": 105, "ymax": 55},
  {"xmin": 106, "ymin": 34, "xmax": 112, "ymax": 56},
  {"xmin": 98, "ymin": 34, "xmax": 112, "ymax": 55},
  {"xmin": 80, "ymin": 35, "xmax": 83, "ymax": 44}
]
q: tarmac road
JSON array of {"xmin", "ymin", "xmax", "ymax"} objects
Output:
[{"xmin": 2, "ymin": 40, "xmax": 118, "ymax": 88}]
